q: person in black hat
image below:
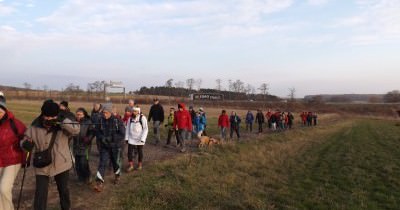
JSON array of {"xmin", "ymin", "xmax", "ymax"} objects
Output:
[
  {"xmin": 148, "ymin": 98, "xmax": 164, "ymax": 145},
  {"xmin": 22, "ymin": 99, "xmax": 80, "ymax": 210}
]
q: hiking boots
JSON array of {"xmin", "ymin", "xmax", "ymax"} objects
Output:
[{"xmin": 94, "ymin": 181, "xmax": 104, "ymax": 192}]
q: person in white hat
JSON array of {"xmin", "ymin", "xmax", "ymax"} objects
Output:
[{"xmin": 125, "ymin": 106, "xmax": 148, "ymax": 172}]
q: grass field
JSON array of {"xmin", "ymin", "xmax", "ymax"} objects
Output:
[
  {"xmin": 6, "ymin": 100, "xmax": 400, "ymax": 209},
  {"xmin": 101, "ymin": 118, "xmax": 400, "ymax": 210}
]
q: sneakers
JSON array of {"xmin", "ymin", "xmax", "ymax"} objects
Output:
[
  {"xmin": 126, "ymin": 165, "xmax": 134, "ymax": 172},
  {"xmin": 94, "ymin": 181, "xmax": 104, "ymax": 192},
  {"xmin": 137, "ymin": 162, "xmax": 143, "ymax": 170}
]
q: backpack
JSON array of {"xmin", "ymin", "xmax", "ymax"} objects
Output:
[{"xmin": 130, "ymin": 114, "xmax": 144, "ymax": 129}]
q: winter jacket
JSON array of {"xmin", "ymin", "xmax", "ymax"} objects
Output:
[
  {"xmin": 91, "ymin": 111, "xmax": 103, "ymax": 124},
  {"xmin": 193, "ymin": 115, "xmax": 206, "ymax": 133},
  {"xmin": 0, "ymin": 111, "xmax": 27, "ymax": 168},
  {"xmin": 72, "ymin": 117, "xmax": 94, "ymax": 156},
  {"xmin": 230, "ymin": 115, "xmax": 241, "ymax": 129},
  {"xmin": 255, "ymin": 112, "xmax": 265, "ymax": 124},
  {"xmin": 173, "ymin": 103, "xmax": 192, "ymax": 131},
  {"xmin": 245, "ymin": 112, "xmax": 254, "ymax": 124},
  {"xmin": 165, "ymin": 113, "xmax": 175, "ymax": 129},
  {"xmin": 218, "ymin": 114, "xmax": 230, "ymax": 128},
  {"xmin": 125, "ymin": 114, "xmax": 148, "ymax": 146},
  {"xmin": 148, "ymin": 104, "xmax": 164, "ymax": 122},
  {"xmin": 95, "ymin": 115, "xmax": 125, "ymax": 148},
  {"xmin": 25, "ymin": 118, "xmax": 80, "ymax": 177}
]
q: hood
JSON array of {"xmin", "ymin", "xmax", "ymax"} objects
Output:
[{"xmin": 178, "ymin": 103, "xmax": 186, "ymax": 110}]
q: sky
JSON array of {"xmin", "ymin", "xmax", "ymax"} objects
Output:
[{"xmin": 0, "ymin": 0, "xmax": 399, "ymax": 98}]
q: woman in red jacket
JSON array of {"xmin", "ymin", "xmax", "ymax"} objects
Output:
[
  {"xmin": 218, "ymin": 110, "xmax": 230, "ymax": 141},
  {"xmin": 0, "ymin": 93, "xmax": 27, "ymax": 210}
]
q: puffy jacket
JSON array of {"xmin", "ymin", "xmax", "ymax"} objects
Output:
[
  {"xmin": 218, "ymin": 114, "xmax": 230, "ymax": 128},
  {"xmin": 173, "ymin": 103, "xmax": 192, "ymax": 131},
  {"xmin": 193, "ymin": 115, "xmax": 206, "ymax": 132},
  {"xmin": 25, "ymin": 118, "xmax": 80, "ymax": 176},
  {"xmin": 125, "ymin": 114, "xmax": 148, "ymax": 145},
  {"xmin": 148, "ymin": 104, "xmax": 164, "ymax": 122},
  {"xmin": 0, "ymin": 111, "xmax": 26, "ymax": 167}
]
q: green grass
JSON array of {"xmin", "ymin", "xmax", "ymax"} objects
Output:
[{"xmin": 108, "ymin": 119, "xmax": 400, "ymax": 210}]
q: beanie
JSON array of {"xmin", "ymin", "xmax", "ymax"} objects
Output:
[
  {"xmin": 102, "ymin": 103, "xmax": 113, "ymax": 113},
  {"xmin": 41, "ymin": 100, "xmax": 60, "ymax": 117}
]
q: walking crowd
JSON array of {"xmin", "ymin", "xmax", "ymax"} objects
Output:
[{"xmin": 0, "ymin": 91, "xmax": 318, "ymax": 210}]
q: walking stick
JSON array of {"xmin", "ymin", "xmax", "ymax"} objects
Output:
[{"xmin": 17, "ymin": 152, "xmax": 30, "ymax": 210}]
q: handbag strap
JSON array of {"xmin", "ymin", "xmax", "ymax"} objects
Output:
[{"xmin": 48, "ymin": 130, "xmax": 58, "ymax": 150}]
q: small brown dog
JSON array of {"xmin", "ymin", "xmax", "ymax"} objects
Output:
[{"xmin": 198, "ymin": 136, "xmax": 219, "ymax": 148}]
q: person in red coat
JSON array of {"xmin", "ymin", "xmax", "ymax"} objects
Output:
[
  {"xmin": 218, "ymin": 110, "xmax": 230, "ymax": 141},
  {"xmin": 0, "ymin": 93, "xmax": 27, "ymax": 210},
  {"xmin": 173, "ymin": 103, "xmax": 192, "ymax": 152}
]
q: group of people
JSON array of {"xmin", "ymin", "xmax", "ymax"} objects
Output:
[{"xmin": 0, "ymin": 91, "xmax": 319, "ymax": 210}]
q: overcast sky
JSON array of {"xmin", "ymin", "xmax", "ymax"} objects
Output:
[{"xmin": 0, "ymin": 0, "xmax": 399, "ymax": 97}]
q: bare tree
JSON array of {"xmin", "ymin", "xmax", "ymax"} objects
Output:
[
  {"xmin": 258, "ymin": 83, "xmax": 269, "ymax": 95},
  {"xmin": 23, "ymin": 82, "xmax": 32, "ymax": 90},
  {"xmin": 232, "ymin": 80, "xmax": 245, "ymax": 93},
  {"xmin": 186, "ymin": 78, "xmax": 195, "ymax": 91},
  {"xmin": 288, "ymin": 87, "xmax": 296, "ymax": 101},
  {"xmin": 196, "ymin": 79, "xmax": 202, "ymax": 90},
  {"xmin": 245, "ymin": 84, "xmax": 253, "ymax": 95},
  {"xmin": 165, "ymin": 79, "xmax": 174, "ymax": 88},
  {"xmin": 216, "ymin": 79, "xmax": 222, "ymax": 91},
  {"xmin": 228, "ymin": 79, "xmax": 233, "ymax": 92}
]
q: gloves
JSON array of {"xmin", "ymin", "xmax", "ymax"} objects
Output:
[{"xmin": 21, "ymin": 140, "xmax": 34, "ymax": 152}]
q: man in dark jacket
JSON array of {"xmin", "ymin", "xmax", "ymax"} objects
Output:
[
  {"xmin": 73, "ymin": 108, "xmax": 94, "ymax": 184},
  {"xmin": 245, "ymin": 111, "xmax": 254, "ymax": 132},
  {"xmin": 255, "ymin": 109, "xmax": 265, "ymax": 134},
  {"xmin": 230, "ymin": 111, "xmax": 241, "ymax": 140},
  {"xmin": 58, "ymin": 101, "xmax": 75, "ymax": 121},
  {"xmin": 93, "ymin": 103, "xmax": 125, "ymax": 192},
  {"xmin": 148, "ymin": 98, "xmax": 164, "ymax": 145}
]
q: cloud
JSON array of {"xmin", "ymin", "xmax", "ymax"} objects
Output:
[
  {"xmin": 35, "ymin": 0, "xmax": 293, "ymax": 35},
  {"xmin": 333, "ymin": 0, "xmax": 400, "ymax": 45},
  {"xmin": 0, "ymin": 3, "xmax": 14, "ymax": 15},
  {"xmin": 307, "ymin": 0, "xmax": 330, "ymax": 6}
]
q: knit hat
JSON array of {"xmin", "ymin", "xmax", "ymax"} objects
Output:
[
  {"xmin": 132, "ymin": 107, "xmax": 140, "ymax": 113},
  {"xmin": 0, "ymin": 91, "xmax": 6, "ymax": 111},
  {"xmin": 60, "ymin": 101, "xmax": 69, "ymax": 108},
  {"xmin": 102, "ymin": 103, "xmax": 113, "ymax": 113},
  {"xmin": 41, "ymin": 100, "xmax": 60, "ymax": 117}
]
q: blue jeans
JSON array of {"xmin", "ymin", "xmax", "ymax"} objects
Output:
[{"xmin": 96, "ymin": 146, "xmax": 121, "ymax": 183}]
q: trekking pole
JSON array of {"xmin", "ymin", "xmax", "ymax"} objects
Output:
[{"xmin": 17, "ymin": 152, "xmax": 30, "ymax": 210}]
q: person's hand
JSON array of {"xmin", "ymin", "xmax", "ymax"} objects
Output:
[{"xmin": 21, "ymin": 139, "xmax": 34, "ymax": 152}]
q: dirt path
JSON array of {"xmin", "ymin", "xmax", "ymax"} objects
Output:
[
  {"xmin": 12, "ymin": 141, "xmax": 184, "ymax": 210},
  {"xmin": 12, "ymin": 115, "xmax": 339, "ymax": 210}
]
